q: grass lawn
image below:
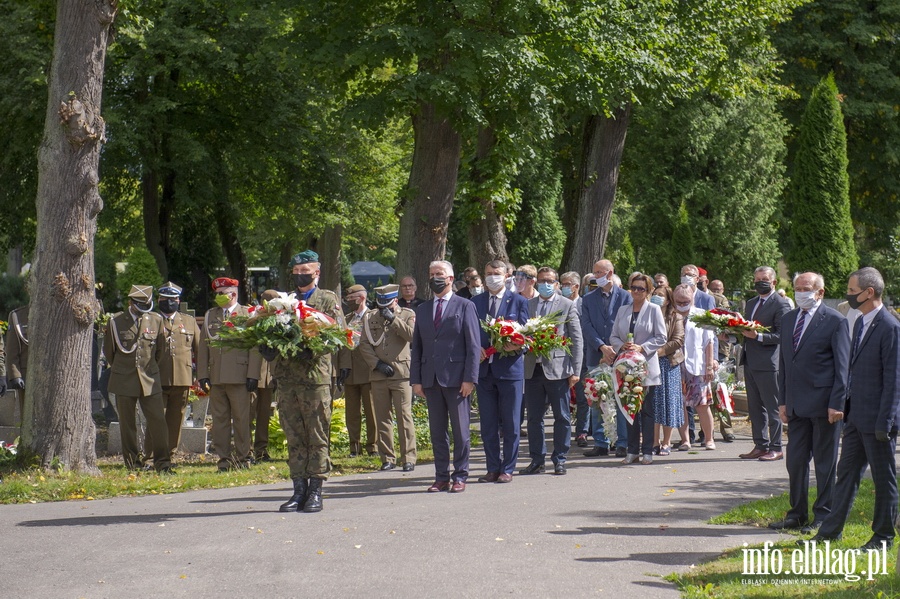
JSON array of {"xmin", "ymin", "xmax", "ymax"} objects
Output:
[{"xmin": 668, "ymin": 479, "xmax": 900, "ymax": 598}]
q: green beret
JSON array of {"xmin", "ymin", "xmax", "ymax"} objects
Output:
[{"xmin": 289, "ymin": 250, "xmax": 319, "ymax": 267}]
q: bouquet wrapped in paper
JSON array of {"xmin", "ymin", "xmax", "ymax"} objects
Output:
[
  {"xmin": 480, "ymin": 318, "xmax": 528, "ymax": 359},
  {"xmin": 713, "ymin": 359, "xmax": 736, "ymax": 415},
  {"xmin": 690, "ymin": 308, "xmax": 769, "ymax": 335},
  {"xmin": 614, "ymin": 348, "xmax": 649, "ymax": 425},
  {"xmin": 584, "ymin": 363, "xmax": 618, "ymax": 445},
  {"xmin": 520, "ymin": 311, "xmax": 572, "ymax": 360},
  {"xmin": 210, "ymin": 292, "xmax": 354, "ymax": 358}
]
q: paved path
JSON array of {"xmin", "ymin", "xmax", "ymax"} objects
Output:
[{"xmin": 1, "ymin": 430, "xmax": 788, "ymax": 598}]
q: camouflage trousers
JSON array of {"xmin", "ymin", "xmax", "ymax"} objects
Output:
[{"xmin": 278, "ymin": 381, "xmax": 332, "ymax": 480}]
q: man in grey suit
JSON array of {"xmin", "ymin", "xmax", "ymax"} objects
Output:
[
  {"xmin": 812, "ymin": 267, "xmax": 900, "ymax": 550},
  {"xmin": 410, "ymin": 260, "xmax": 481, "ymax": 494},
  {"xmin": 738, "ymin": 266, "xmax": 792, "ymax": 461},
  {"xmin": 520, "ymin": 267, "xmax": 584, "ymax": 476},
  {"xmin": 769, "ymin": 272, "xmax": 849, "ymax": 533}
]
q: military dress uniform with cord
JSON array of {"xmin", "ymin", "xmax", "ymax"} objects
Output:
[
  {"xmin": 103, "ymin": 285, "xmax": 172, "ymax": 471},
  {"xmin": 357, "ymin": 284, "xmax": 418, "ymax": 472},
  {"xmin": 338, "ymin": 284, "xmax": 378, "ymax": 456}
]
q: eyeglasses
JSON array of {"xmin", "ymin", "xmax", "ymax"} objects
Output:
[
  {"xmin": 630, "ymin": 286, "xmax": 647, "ymax": 292},
  {"xmin": 400, "ymin": 284, "xmax": 415, "ymax": 288},
  {"xmin": 514, "ymin": 272, "xmax": 535, "ymax": 280}
]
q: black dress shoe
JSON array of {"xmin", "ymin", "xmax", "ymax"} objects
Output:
[
  {"xmin": 380, "ymin": 462, "xmax": 396, "ymax": 471},
  {"xmin": 723, "ymin": 434, "xmax": 736, "ymax": 442},
  {"xmin": 554, "ymin": 464, "xmax": 567, "ymax": 475},
  {"xmin": 800, "ymin": 520, "xmax": 823, "ymax": 534},
  {"xmin": 583, "ymin": 447, "xmax": 608, "ymax": 457},
  {"xmin": 402, "ymin": 463, "xmax": 415, "ymax": 472},
  {"xmin": 519, "ymin": 462, "xmax": 545, "ymax": 475},
  {"xmin": 768, "ymin": 518, "xmax": 805, "ymax": 530},
  {"xmin": 799, "ymin": 533, "xmax": 840, "ymax": 546},
  {"xmin": 615, "ymin": 447, "xmax": 627, "ymax": 458},
  {"xmin": 860, "ymin": 538, "xmax": 893, "ymax": 551}
]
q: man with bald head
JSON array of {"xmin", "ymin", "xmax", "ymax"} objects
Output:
[
  {"xmin": 580, "ymin": 259, "xmax": 632, "ymax": 457},
  {"xmin": 768, "ymin": 272, "xmax": 849, "ymax": 533}
]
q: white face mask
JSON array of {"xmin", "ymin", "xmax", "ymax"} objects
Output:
[
  {"xmin": 595, "ymin": 274, "xmax": 610, "ymax": 288},
  {"xmin": 794, "ymin": 290, "xmax": 818, "ymax": 311},
  {"xmin": 675, "ymin": 302, "xmax": 692, "ymax": 313},
  {"xmin": 485, "ymin": 274, "xmax": 506, "ymax": 291},
  {"xmin": 471, "ymin": 286, "xmax": 484, "ymax": 296},
  {"xmin": 680, "ymin": 275, "xmax": 696, "ymax": 287}
]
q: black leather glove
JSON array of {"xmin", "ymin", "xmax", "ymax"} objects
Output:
[
  {"xmin": 336, "ymin": 368, "xmax": 351, "ymax": 387},
  {"xmin": 374, "ymin": 361, "xmax": 395, "ymax": 378},
  {"xmin": 380, "ymin": 307, "xmax": 396, "ymax": 324},
  {"xmin": 258, "ymin": 344, "xmax": 278, "ymax": 362},
  {"xmin": 246, "ymin": 378, "xmax": 258, "ymax": 392},
  {"xmin": 199, "ymin": 378, "xmax": 211, "ymax": 393},
  {"xmin": 10, "ymin": 377, "xmax": 24, "ymax": 391},
  {"xmin": 0, "ymin": 376, "xmax": 6, "ymax": 395},
  {"xmin": 876, "ymin": 430, "xmax": 890, "ymax": 442}
]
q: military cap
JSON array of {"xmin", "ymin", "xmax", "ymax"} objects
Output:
[
  {"xmin": 697, "ymin": 267, "xmax": 708, "ymax": 277},
  {"xmin": 289, "ymin": 250, "xmax": 319, "ymax": 267},
  {"xmin": 158, "ymin": 281, "xmax": 183, "ymax": 297},
  {"xmin": 345, "ymin": 284, "xmax": 366, "ymax": 297},
  {"xmin": 374, "ymin": 284, "xmax": 399, "ymax": 306},
  {"xmin": 128, "ymin": 285, "xmax": 154, "ymax": 303},
  {"xmin": 212, "ymin": 277, "xmax": 239, "ymax": 291},
  {"xmin": 259, "ymin": 289, "xmax": 280, "ymax": 302}
]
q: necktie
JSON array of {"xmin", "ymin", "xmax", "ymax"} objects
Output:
[
  {"xmin": 751, "ymin": 297, "xmax": 765, "ymax": 321},
  {"xmin": 434, "ymin": 298, "xmax": 444, "ymax": 329},
  {"xmin": 540, "ymin": 301, "xmax": 550, "ymax": 317},
  {"xmin": 792, "ymin": 310, "xmax": 807, "ymax": 352},
  {"xmin": 489, "ymin": 295, "xmax": 498, "ymax": 318},
  {"xmin": 851, "ymin": 316, "xmax": 864, "ymax": 360}
]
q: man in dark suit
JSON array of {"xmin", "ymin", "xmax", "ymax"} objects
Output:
[
  {"xmin": 411, "ymin": 260, "xmax": 481, "ymax": 493},
  {"xmin": 769, "ymin": 272, "xmax": 849, "ymax": 533},
  {"xmin": 812, "ymin": 267, "xmax": 900, "ymax": 550},
  {"xmin": 738, "ymin": 266, "xmax": 791, "ymax": 461},
  {"xmin": 520, "ymin": 267, "xmax": 583, "ymax": 475},
  {"xmin": 580, "ymin": 259, "xmax": 632, "ymax": 457},
  {"xmin": 471, "ymin": 259, "xmax": 530, "ymax": 483}
]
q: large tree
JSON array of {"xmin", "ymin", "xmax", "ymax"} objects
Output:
[
  {"xmin": 784, "ymin": 73, "xmax": 858, "ymax": 294},
  {"xmin": 25, "ymin": 0, "xmax": 117, "ymax": 472}
]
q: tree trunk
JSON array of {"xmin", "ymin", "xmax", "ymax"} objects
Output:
[
  {"xmin": 215, "ymin": 170, "xmax": 250, "ymax": 303},
  {"xmin": 561, "ymin": 106, "xmax": 632, "ymax": 276},
  {"xmin": 467, "ymin": 127, "xmax": 509, "ymax": 269},
  {"xmin": 278, "ymin": 240, "xmax": 294, "ymax": 291},
  {"xmin": 316, "ymin": 224, "xmax": 343, "ymax": 295},
  {"xmin": 7, "ymin": 245, "xmax": 23, "ymax": 276},
  {"xmin": 395, "ymin": 102, "xmax": 461, "ymax": 297},
  {"xmin": 25, "ymin": 0, "xmax": 117, "ymax": 473}
]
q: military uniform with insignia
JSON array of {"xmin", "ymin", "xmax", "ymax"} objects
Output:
[
  {"xmin": 337, "ymin": 284, "xmax": 377, "ymax": 456},
  {"xmin": 357, "ymin": 284, "xmax": 417, "ymax": 471},
  {"xmin": 198, "ymin": 277, "xmax": 262, "ymax": 470},
  {"xmin": 270, "ymin": 250, "xmax": 346, "ymax": 513},
  {"xmin": 103, "ymin": 285, "xmax": 172, "ymax": 471},
  {"xmin": 5, "ymin": 305, "xmax": 29, "ymax": 424},
  {"xmin": 250, "ymin": 289, "xmax": 280, "ymax": 461}
]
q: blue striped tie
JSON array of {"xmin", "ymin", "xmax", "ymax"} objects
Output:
[{"xmin": 792, "ymin": 310, "xmax": 807, "ymax": 352}]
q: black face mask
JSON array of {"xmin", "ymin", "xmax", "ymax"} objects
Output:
[
  {"xmin": 845, "ymin": 291, "xmax": 869, "ymax": 310},
  {"xmin": 754, "ymin": 281, "xmax": 773, "ymax": 296},
  {"xmin": 429, "ymin": 277, "xmax": 449, "ymax": 294},
  {"xmin": 159, "ymin": 299, "xmax": 180, "ymax": 314},
  {"xmin": 292, "ymin": 273, "xmax": 314, "ymax": 289}
]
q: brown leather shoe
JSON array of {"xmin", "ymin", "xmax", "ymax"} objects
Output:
[
  {"xmin": 478, "ymin": 472, "xmax": 501, "ymax": 483},
  {"xmin": 758, "ymin": 450, "xmax": 784, "ymax": 461},
  {"xmin": 450, "ymin": 481, "xmax": 466, "ymax": 493},
  {"xmin": 739, "ymin": 447, "xmax": 768, "ymax": 460},
  {"xmin": 497, "ymin": 473, "xmax": 513, "ymax": 483},
  {"xmin": 427, "ymin": 481, "xmax": 451, "ymax": 492}
]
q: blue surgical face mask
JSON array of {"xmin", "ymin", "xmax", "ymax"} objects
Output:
[
  {"xmin": 649, "ymin": 295, "xmax": 664, "ymax": 307},
  {"xmin": 560, "ymin": 285, "xmax": 573, "ymax": 298},
  {"xmin": 536, "ymin": 282, "xmax": 556, "ymax": 298}
]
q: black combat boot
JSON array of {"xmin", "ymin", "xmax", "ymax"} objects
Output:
[
  {"xmin": 302, "ymin": 478, "xmax": 324, "ymax": 513},
  {"xmin": 279, "ymin": 478, "xmax": 308, "ymax": 512}
]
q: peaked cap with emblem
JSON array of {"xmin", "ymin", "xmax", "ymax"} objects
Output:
[
  {"xmin": 128, "ymin": 285, "xmax": 154, "ymax": 303},
  {"xmin": 158, "ymin": 281, "xmax": 183, "ymax": 297},
  {"xmin": 374, "ymin": 284, "xmax": 399, "ymax": 305}
]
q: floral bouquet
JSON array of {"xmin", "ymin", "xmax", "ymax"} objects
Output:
[
  {"xmin": 520, "ymin": 311, "xmax": 572, "ymax": 360},
  {"xmin": 0, "ymin": 319, "xmax": 7, "ymax": 336},
  {"xmin": 211, "ymin": 292, "xmax": 354, "ymax": 358},
  {"xmin": 690, "ymin": 308, "xmax": 769, "ymax": 335},
  {"xmin": 584, "ymin": 364, "xmax": 618, "ymax": 445},
  {"xmin": 480, "ymin": 318, "xmax": 528, "ymax": 359},
  {"xmin": 613, "ymin": 349, "xmax": 649, "ymax": 425},
  {"xmin": 713, "ymin": 359, "xmax": 736, "ymax": 415}
]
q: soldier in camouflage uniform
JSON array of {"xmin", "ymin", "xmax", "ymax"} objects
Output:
[{"xmin": 261, "ymin": 250, "xmax": 345, "ymax": 513}]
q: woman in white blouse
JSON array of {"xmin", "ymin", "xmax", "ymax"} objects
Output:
[
  {"xmin": 610, "ymin": 272, "xmax": 668, "ymax": 465},
  {"xmin": 672, "ymin": 284, "xmax": 717, "ymax": 450}
]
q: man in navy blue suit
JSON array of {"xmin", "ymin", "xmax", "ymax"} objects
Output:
[
  {"xmin": 812, "ymin": 267, "xmax": 900, "ymax": 550},
  {"xmin": 580, "ymin": 259, "xmax": 632, "ymax": 457},
  {"xmin": 411, "ymin": 260, "xmax": 481, "ymax": 493},
  {"xmin": 769, "ymin": 272, "xmax": 849, "ymax": 533},
  {"xmin": 471, "ymin": 260, "xmax": 530, "ymax": 483}
]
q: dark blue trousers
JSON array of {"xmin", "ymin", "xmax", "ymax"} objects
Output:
[
  {"xmin": 477, "ymin": 374, "xmax": 524, "ymax": 475},
  {"xmin": 424, "ymin": 385, "xmax": 471, "ymax": 483},
  {"xmin": 785, "ymin": 414, "xmax": 841, "ymax": 524}
]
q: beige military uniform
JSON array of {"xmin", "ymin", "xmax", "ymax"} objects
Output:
[
  {"xmin": 357, "ymin": 306, "xmax": 417, "ymax": 466},
  {"xmin": 338, "ymin": 307, "xmax": 377, "ymax": 455},
  {"xmin": 103, "ymin": 310, "xmax": 171, "ymax": 470},
  {"xmin": 145, "ymin": 310, "xmax": 201, "ymax": 454},
  {"xmin": 250, "ymin": 351, "xmax": 275, "ymax": 459},
  {"xmin": 198, "ymin": 305, "xmax": 262, "ymax": 468},
  {"xmin": 5, "ymin": 306, "xmax": 29, "ymax": 426}
]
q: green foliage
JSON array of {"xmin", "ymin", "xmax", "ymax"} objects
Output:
[
  {"xmin": 620, "ymin": 94, "xmax": 787, "ymax": 289},
  {"xmin": 506, "ymin": 149, "xmax": 565, "ymax": 269},
  {"xmin": 0, "ymin": 276, "xmax": 28, "ymax": 317},
  {"xmin": 117, "ymin": 246, "xmax": 163, "ymax": 299},
  {"xmin": 785, "ymin": 73, "xmax": 858, "ymax": 296}
]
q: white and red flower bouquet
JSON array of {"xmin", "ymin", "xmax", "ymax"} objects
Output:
[
  {"xmin": 690, "ymin": 308, "xmax": 768, "ymax": 335},
  {"xmin": 614, "ymin": 349, "xmax": 649, "ymax": 425},
  {"xmin": 584, "ymin": 363, "xmax": 618, "ymax": 445},
  {"xmin": 520, "ymin": 312, "xmax": 572, "ymax": 360},
  {"xmin": 480, "ymin": 318, "xmax": 528, "ymax": 359},
  {"xmin": 212, "ymin": 292, "xmax": 354, "ymax": 358}
]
